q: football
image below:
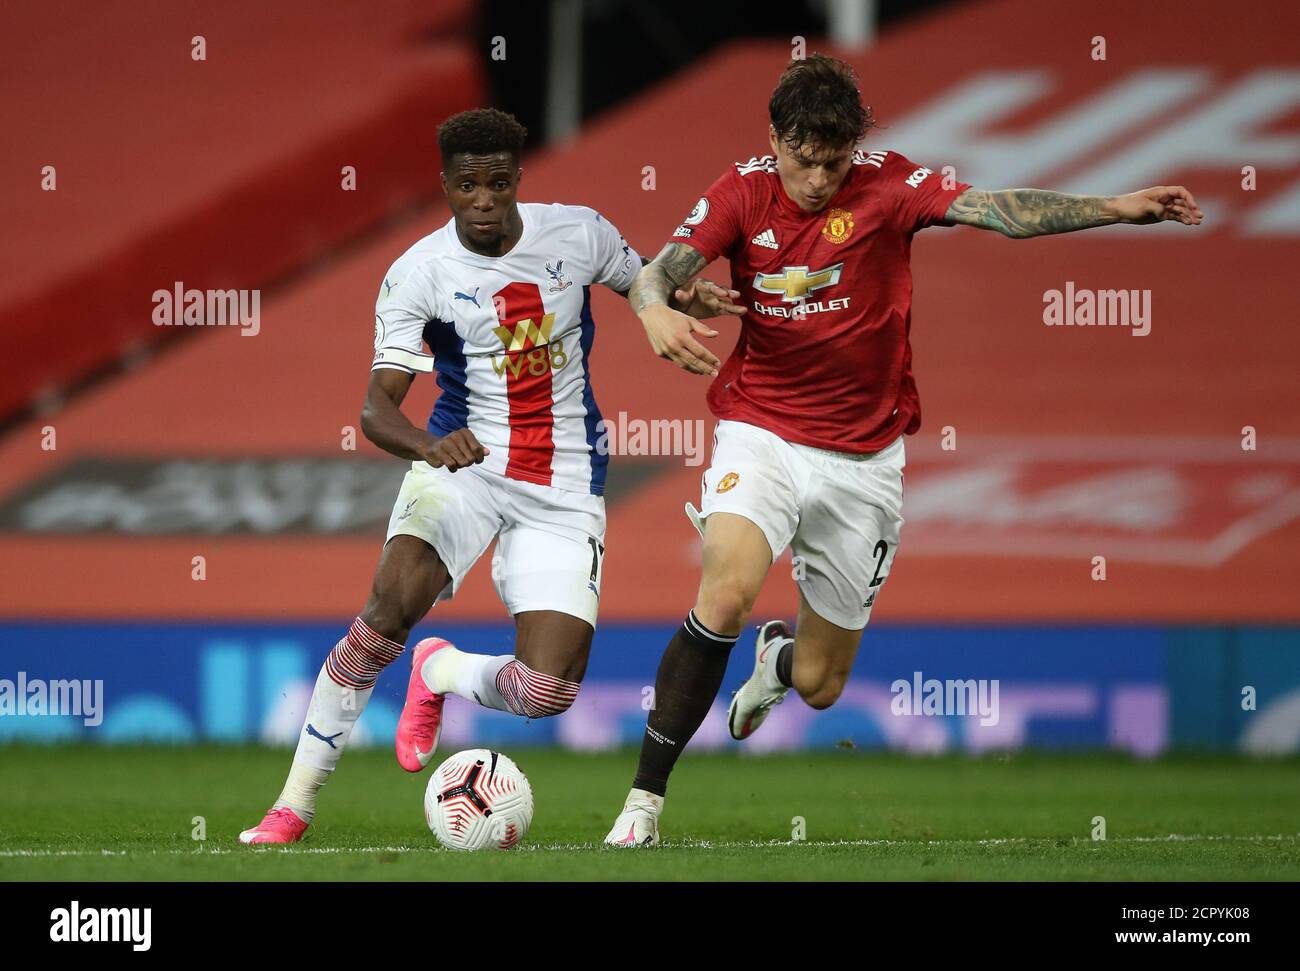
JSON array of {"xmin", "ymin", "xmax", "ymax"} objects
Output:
[{"xmin": 424, "ymin": 749, "xmax": 534, "ymax": 851}]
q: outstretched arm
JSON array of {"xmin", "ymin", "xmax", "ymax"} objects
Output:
[
  {"xmin": 615, "ymin": 253, "xmax": 744, "ymax": 321},
  {"xmin": 627, "ymin": 243, "xmax": 727, "ymax": 376},
  {"xmin": 942, "ymin": 185, "xmax": 1203, "ymax": 238},
  {"xmin": 628, "ymin": 243, "xmax": 708, "ymax": 313}
]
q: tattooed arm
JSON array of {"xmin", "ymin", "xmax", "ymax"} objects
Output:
[
  {"xmin": 628, "ymin": 242, "xmax": 730, "ymax": 376},
  {"xmin": 614, "ymin": 252, "xmax": 743, "ymax": 321},
  {"xmin": 609, "ymin": 254, "xmax": 655, "ymax": 299},
  {"xmin": 628, "ymin": 243, "xmax": 709, "ymax": 312},
  {"xmin": 942, "ymin": 185, "xmax": 1203, "ymax": 238}
]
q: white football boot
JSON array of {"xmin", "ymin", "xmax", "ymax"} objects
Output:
[
  {"xmin": 727, "ymin": 620, "xmax": 794, "ymax": 740},
  {"xmin": 604, "ymin": 788, "xmax": 663, "ymax": 847}
]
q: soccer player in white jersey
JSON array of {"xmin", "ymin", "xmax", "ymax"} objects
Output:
[{"xmin": 240, "ymin": 109, "xmax": 741, "ymax": 844}]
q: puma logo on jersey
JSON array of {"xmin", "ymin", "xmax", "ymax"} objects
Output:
[
  {"xmin": 454, "ymin": 287, "xmax": 481, "ymax": 307},
  {"xmin": 751, "ymin": 228, "xmax": 778, "ymax": 249}
]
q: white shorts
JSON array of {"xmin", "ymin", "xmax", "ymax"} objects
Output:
[
  {"xmin": 385, "ymin": 462, "xmax": 606, "ymax": 628},
  {"xmin": 696, "ymin": 420, "xmax": 905, "ymax": 630}
]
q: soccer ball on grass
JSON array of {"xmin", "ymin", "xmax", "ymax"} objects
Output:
[{"xmin": 424, "ymin": 748, "xmax": 534, "ymax": 851}]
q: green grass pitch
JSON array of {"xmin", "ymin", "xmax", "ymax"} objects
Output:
[{"xmin": 2, "ymin": 745, "xmax": 1298, "ymax": 881}]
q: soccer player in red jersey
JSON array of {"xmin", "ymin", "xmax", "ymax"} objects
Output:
[{"xmin": 606, "ymin": 55, "xmax": 1202, "ymax": 845}]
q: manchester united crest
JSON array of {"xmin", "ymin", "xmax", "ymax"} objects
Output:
[
  {"xmin": 821, "ymin": 208, "xmax": 854, "ymax": 245},
  {"xmin": 717, "ymin": 471, "xmax": 740, "ymax": 493}
]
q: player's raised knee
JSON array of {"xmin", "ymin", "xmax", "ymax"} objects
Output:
[
  {"xmin": 496, "ymin": 659, "xmax": 581, "ymax": 718},
  {"xmin": 795, "ymin": 670, "xmax": 849, "ymax": 710},
  {"xmin": 800, "ymin": 685, "xmax": 843, "ymax": 710}
]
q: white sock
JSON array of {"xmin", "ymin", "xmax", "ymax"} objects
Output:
[
  {"xmin": 274, "ymin": 666, "xmax": 374, "ymax": 822},
  {"xmin": 272, "ymin": 618, "xmax": 403, "ymax": 823},
  {"xmin": 274, "ymin": 763, "xmax": 330, "ymax": 823},
  {"xmin": 423, "ymin": 646, "xmax": 513, "ymax": 712},
  {"xmin": 761, "ymin": 637, "xmax": 793, "ymax": 692},
  {"xmin": 626, "ymin": 787, "xmax": 665, "ymax": 814}
]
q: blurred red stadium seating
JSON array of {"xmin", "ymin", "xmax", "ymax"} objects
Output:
[
  {"xmin": 0, "ymin": 0, "xmax": 481, "ymax": 419},
  {"xmin": 1, "ymin": 0, "xmax": 1297, "ymax": 624}
]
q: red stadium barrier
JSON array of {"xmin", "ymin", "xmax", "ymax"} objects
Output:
[{"xmin": 0, "ymin": 0, "xmax": 481, "ymax": 420}]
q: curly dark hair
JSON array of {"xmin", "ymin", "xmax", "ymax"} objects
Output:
[
  {"xmin": 437, "ymin": 108, "xmax": 528, "ymax": 166},
  {"xmin": 768, "ymin": 54, "xmax": 873, "ymax": 154}
]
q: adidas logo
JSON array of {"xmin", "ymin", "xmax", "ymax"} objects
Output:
[{"xmin": 751, "ymin": 228, "xmax": 778, "ymax": 249}]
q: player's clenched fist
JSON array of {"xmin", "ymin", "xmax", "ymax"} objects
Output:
[
  {"xmin": 639, "ymin": 304, "xmax": 721, "ymax": 377},
  {"xmin": 421, "ymin": 429, "xmax": 488, "ymax": 472}
]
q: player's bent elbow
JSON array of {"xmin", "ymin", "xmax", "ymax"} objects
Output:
[{"xmin": 358, "ymin": 399, "xmax": 384, "ymax": 446}]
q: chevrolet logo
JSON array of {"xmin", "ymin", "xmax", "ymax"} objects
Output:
[{"xmin": 753, "ymin": 263, "xmax": 843, "ymax": 302}]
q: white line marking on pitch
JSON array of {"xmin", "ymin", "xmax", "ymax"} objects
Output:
[{"xmin": 2, "ymin": 834, "xmax": 1296, "ymax": 858}]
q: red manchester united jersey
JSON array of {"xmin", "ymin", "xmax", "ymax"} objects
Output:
[{"xmin": 669, "ymin": 150, "xmax": 968, "ymax": 453}]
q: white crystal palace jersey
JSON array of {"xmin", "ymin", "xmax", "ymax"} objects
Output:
[{"xmin": 372, "ymin": 203, "xmax": 641, "ymax": 495}]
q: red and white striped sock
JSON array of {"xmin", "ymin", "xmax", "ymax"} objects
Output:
[
  {"xmin": 325, "ymin": 618, "xmax": 405, "ymax": 690},
  {"xmin": 424, "ymin": 649, "xmax": 580, "ymax": 719},
  {"xmin": 495, "ymin": 659, "xmax": 581, "ymax": 718}
]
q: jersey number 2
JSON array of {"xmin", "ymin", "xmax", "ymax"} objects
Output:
[{"xmin": 868, "ymin": 540, "xmax": 889, "ymax": 587}]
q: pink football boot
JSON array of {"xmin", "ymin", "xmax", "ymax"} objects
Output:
[
  {"xmin": 395, "ymin": 637, "xmax": 453, "ymax": 772},
  {"xmin": 239, "ymin": 806, "xmax": 309, "ymax": 845}
]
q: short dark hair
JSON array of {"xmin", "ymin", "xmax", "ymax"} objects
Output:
[
  {"xmin": 437, "ymin": 108, "xmax": 528, "ymax": 166},
  {"xmin": 768, "ymin": 54, "xmax": 873, "ymax": 154}
]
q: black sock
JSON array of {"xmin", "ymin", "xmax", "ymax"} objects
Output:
[
  {"xmin": 632, "ymin": 611, "xmax": 738, "ymax": 796},
  {"xmin": 776, "ymin": 641, "xmax": 794, "ymax": 688}
]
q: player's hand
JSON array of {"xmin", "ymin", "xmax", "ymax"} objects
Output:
[
  {"xmin": 639, "ymin": 303, "xmax": 721, "ymax": 377},
  {"xmin": 421, "ymin": 429, "xmax": 488, "ymax": 472},
  {"xmin": 1110, "ymin": 186, "xmax": 1204, "ymax": 226},
  {"xmin": 671, "ymin": 279, "xmax": 745, "ymax": 320}
]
